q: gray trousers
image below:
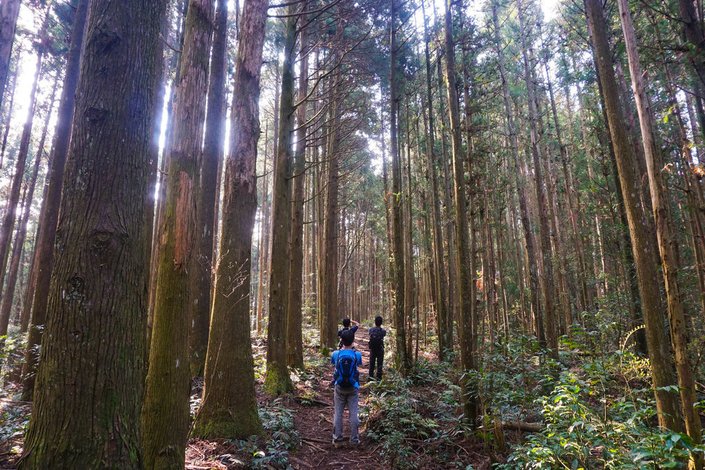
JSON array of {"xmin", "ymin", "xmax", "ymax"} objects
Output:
[{"xmin": 333, "ymin": 385, "xmax": 359, "ymax": 442}]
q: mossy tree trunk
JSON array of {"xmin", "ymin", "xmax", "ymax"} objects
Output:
[
  {"xmin": 584, "ymin": 0, "xmax": 683, "ymax": 432},
  {"xmin": 141, "ymin": 1, "xmax": 214, "ymax": 468},
  {"xmin": 19, "ymin": 0, "xmax": 167, "ymax": 466},
  {"xmin": 191, "ymin": 0, "xmax": 268, "ymax": 439},
  {"xmin": 188, "ymin": 0, "xmax": 228, "ymax": 379},
  {"xmin": 617, "ymin": 0, "xmax": 702, "ymax": 461},
  {"xmin": 265, "ymin": 5, "xmax": 297, "ymax": 395}
]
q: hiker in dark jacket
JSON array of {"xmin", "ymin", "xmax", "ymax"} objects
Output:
[
  {"xmin": 331, "ymin": 330, "xmax": 362, "ymax": 446},
  {"xmin": 368, "ymin": 316, "xmax": 386, "ymax": 380},
  {"xmin": 337, "ymin": 318, "xmax": 359, "ymax": 349}
]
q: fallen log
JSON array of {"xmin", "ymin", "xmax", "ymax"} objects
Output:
[{"xmin": 502, "ymin": 421, "xmax": 542, "ymax": 432}]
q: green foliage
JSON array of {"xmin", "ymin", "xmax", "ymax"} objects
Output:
[
  {"xmin": 497, "ymin": 371, "xmax": 701, "ymax": 468},
  {"xmin": 480, "ymin": 329, "xmax": 704, "ymax": 469},
  {"xmin": 234, "ymin": 399, "xmax": 300, "ymax": 469}
]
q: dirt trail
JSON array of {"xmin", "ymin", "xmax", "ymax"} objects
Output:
[{"xmin": 288, "ymin": 327, "xmax": 381, "ymax": 470}]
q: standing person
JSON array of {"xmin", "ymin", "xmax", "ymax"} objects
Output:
[
  {"xmin": 331, "ymin": 330, "xmax": 362, "ymax": 446},
  {"xmin": 337, "ymin": 318, "xmax": 359, "ymax": 349},
  {"xmin": 368, "ymin": 316, "xmax": 386, "ymax": 381}
]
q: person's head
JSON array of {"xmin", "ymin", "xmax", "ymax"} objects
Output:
[
  {"xmin": 342, "ymin": 318, "xmax": 351, "ymax": 328},
  {"xmin": 375, "ymin": 316, "xmax": 383, "ymax": 327},
  {"xmin": 341, "ymin": 330, "xmax": 354, "ymax": 347}
]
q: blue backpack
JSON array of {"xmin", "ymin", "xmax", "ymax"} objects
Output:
[{"xmin": 334, "ymin": 350, "xmax": 358, "ymax": 388}]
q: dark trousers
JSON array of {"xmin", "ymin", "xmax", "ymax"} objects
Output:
[{"xmin": 369, "ymin": 347, "xmax": 383, "ymax": 379}]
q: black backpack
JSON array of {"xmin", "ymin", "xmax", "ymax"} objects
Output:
[
  {"xmin": 335, "ymin": 351, "xmax": 358, "ymax": 388},
  {"xmin": 369, "ymin": 327, "xmax": 385, "ymax": 350}
]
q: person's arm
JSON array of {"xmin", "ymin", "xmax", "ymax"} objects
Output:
[
  {"xmin": 331, "ymin": 351, "xmax": 337, "ymax": 365},
  {"xmin": 357, "ymin": 351, "xmax": 363, "ymax": 367},
  {"xmin": 351, "ymin": 325, "xmax": 359, "ymax": 334},
  {"xmin": 351, "ymin": 319, "xmax": 359, "ymax": 326}
]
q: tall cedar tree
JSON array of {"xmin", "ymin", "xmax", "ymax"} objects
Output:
[
  {"xmin": 442, "ymin": 0, "xmax": 477, "ymax": 423},
  {"xmin": 616, "ymin": 0, "xmax": 703, "ymax": 458},
  {"xmin": 191, "ymin": 0, "xmax": 268, "ymax": 438},
  {"xmin": 287, "ymin": 12, "xmax": 308, "ymax": 368},
  {"xmin": 517, "ymin": 0, "xmax": 559, "ymax": 357},
  {"xmin": 141, "ymin": 0, "xmax": 214, "ymax": 467},
  {"xmin": 420, "ymin": 0, "xmax": 451, "ymax": 360},
  {"xmin": 265, "ymin": 5, "xmax": 297, "ymax": 394},
  {"xmin": 21, "ymin": 0, "xmax": 89, "ymax": 400},
  {"xmin": 390, "ymin": 0, "xmax": 410, "ymax": 374},
  {"xmin": 188, "ymin": 0, "xmax": 228, "ymax": 378},
  {"xmin": 19, "ymin": 0, "xmax": 167, "ymax": 466},
  {"xmin": 584, "ymin": 0, "xmax": 683, "ymax": 432}
]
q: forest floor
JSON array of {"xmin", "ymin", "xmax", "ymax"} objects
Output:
[
  {"xmin": 183, "ymin": 326, "xmax": 495, "ymax": 469},
  {"xmin": 0, "ymin": 327, "xmax": 495, "ymax": 469}
]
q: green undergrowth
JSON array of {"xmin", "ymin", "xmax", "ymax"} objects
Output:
[
  {"xmin": 479, "ymin": 325, "xmax": 705, "ymax": 468},
  {"xmin": 233, "ymin": 399, "xmax": 300, "ymax": 469},
  {"xmin": 363, "ymin": 359, "xmax": 480, "ymax": 469}
]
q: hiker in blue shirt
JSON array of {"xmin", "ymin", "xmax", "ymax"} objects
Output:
[{"xmin": 331, "ymin": 330, "xmax": 363, "ymax": 447}]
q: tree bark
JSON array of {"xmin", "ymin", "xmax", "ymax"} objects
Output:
[
  {"xmin": 20, "ymin": 0, "xmax": 89, "ymax": 400},
  {"xmin": 19, "ymin": 0, "xmax": 167, "ymax": 466},
  {"xmin": 141, "ymin": 1, "xmax": 214, "ymax": 467},
  {"xmin": 191, "ymin": 0, "xmax": 268, "ymax": 439},
  {"xmin": 265, "ymin": 6, "xmax": 297, "ymax": 395},
  {"xmin": 188, "ymin": 0, "xmax": 228, "ymax": 379},
  {"xmin": 421, "ymin": 0, "xmax": 450, "ymax": 361},
  {"xmin": 390, "ymin": 0, "xmax": 410, "ymax": 374},
  {"xmin": 585, "ymin": 0, "xmax": 683, "ymax": 432},
  {"xmin": 517, "ymin": 0, "xmax": 558, "ymax": 358},
  {"xmin": 287, "ymin": 13, "xmax": 308, "ymax": 369},
  {"xmin": 617, "ymin": 0, "xmax": 702, "ymax": 456},
  {"xmin": 442, "ymin": 0, "xmax": 476, "ymax": 424}
]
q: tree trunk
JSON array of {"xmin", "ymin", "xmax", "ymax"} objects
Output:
[
  {"xmin": 390, "ymin": 0, "xmax": 409, "ymax": 374},
  {"xmin": 191, "ymin": 0, "xmax": 267, "ymax": 439},
  {"xmin": 141, "ymin": 1, "xmax": 214, "ymax": 467},
  {"xmin": 0, "ymin": 0, "xmax": 20, "ymax": 112},
  {"xmin": 287, "ymin": 16, "xmax": 308, "ymax": 369},
  {"xmin": 491, "ymin": 1, "xmax": 542, "ymax": 340},
  {"xmin": 585, "ymin": 0, "xmax": 683, "ymax": 432},
  {"xmin": 617, "ymin": 0, "xmax": 702, "ymax": 456},
  {"xmin": 321, "ymin": 69, "xmax": 342, "ymax": 350},
  {"xmin": 421, "ymin": 0, "xmax": 450, "ymax": 360},
  {"xmin": 517, "ymin": 0, "xmax": 558, "ymax": 358},
  {"xmin": 265, "ymin": 7, "xmax": 297, "ymax": 395},
  {"xmin": 442, "ymin": 0, "xmax": 476, "ymax": 424},
  {"xmin": 188, "ymin": 0, "xmax": 228, "ymax": 378},
  {"xmin": 19, "ymin": 0, "xmax": 166, "ymax": 465},
  {"xmin": 0, "ymin": 51, "xmax": 43, "ymax": 316},
  {"xmin": 20, "ymin": 0, "xmax": 88, "ymax": 400},
  {"xmin": 0, "ymin": 76, "xmax": 57, "ymax": 337}
]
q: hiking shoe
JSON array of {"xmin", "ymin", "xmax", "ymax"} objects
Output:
[
  {"xmin": 350, "ymin": 439, "xmax": 361, "ymax": 447},
  {"xmin": 332, "ymin": 437, "xmax": 345, "ymax": 448}
]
